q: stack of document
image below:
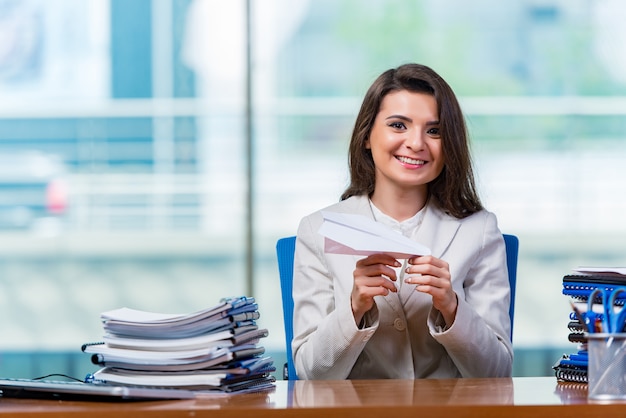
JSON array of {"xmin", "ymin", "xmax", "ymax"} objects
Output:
[{"xmin": 82, "ymin": 296, "xmax": 275, "ymax": 393}]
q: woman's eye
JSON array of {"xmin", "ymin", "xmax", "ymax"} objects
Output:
[
  {"xmin": 389, "ymin": 121, "xmax": 406, "ymax": 130},
  {"xmin": 427, "ymin": 127, "xmax": 440, "ymax": 136}
]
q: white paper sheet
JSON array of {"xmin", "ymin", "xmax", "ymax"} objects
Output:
[
  {"xmin": 573, "ymin": 266, "xmax": 626, "ymax": 276},
  {"xmin": 318, "ymin": 211, "xmax": 431, "ymax": 259}
]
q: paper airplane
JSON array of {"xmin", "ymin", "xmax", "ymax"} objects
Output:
[{"xmin": 318, "ymin": 211, "xmax": 431, "ymax": 259}]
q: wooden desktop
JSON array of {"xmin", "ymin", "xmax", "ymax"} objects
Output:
[{"xmin": 0, "ymin": 377, "xmax": 620, "ymax": 418}]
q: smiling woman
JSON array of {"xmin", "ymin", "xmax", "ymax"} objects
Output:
[{"xmin": 290, "ymin": 63, "xmax": 513, "ymax": 380}]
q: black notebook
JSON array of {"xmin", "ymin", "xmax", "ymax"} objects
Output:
[{"xmin": 0, "ymin": 378, "xmax": 196, "ymax": 401}]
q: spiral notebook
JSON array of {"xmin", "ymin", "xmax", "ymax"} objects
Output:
[
  {"xmin": 553, "ymin": 352, "xmax": 588, "ymax": 383},
  {"xmin": 562, "ymin": 273, "xmax": 626, "ymax": 302}
]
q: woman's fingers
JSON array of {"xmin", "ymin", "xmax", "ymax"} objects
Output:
[
  {"xmin": 351, "ymin": 253, "xmax": 401, "ymax": 322},
  {"xmin": 405, "ymin": 255, "xmax": 457, "ymax": 325}
]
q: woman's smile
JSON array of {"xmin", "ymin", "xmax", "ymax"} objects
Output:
[{"xmin": 396, "ymin": 155, "xmax": 426, "ymax": 167}]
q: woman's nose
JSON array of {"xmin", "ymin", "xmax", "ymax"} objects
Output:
[{"xmin": 405, "ymin": 130, "xmax": 425, "ymax": 150}]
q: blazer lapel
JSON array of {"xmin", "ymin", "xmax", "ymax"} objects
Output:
[{"xmin": 415, "ymin": 203, "xmax": 461, "ymax": 259}]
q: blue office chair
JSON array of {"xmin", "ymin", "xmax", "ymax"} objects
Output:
[
  {"xmin": 503, "ymin": 234, "xmax": 518, "ymax": 339},
  {"xmin": 276, "ymin": 236, "xmax": 298, "ymax": 380},
  {"xmin": 276, "ymin": 233, "xmax": 519, "ymax": 380}
]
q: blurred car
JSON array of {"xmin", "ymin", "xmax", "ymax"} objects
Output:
[{"xmin": 0, "ymin": 152, "xmax": 68, "ymax": 232}]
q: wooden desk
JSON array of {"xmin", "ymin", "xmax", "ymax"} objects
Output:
[{"xmin": 0, "ymin": 377, "xmax": 619, "ymax": 417}]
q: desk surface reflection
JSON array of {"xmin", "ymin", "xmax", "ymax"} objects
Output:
[{"xmin": 0, "ymin": 377, "xmax": 618, "ymax": 418}]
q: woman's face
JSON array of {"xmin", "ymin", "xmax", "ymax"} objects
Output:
[{"xmin": 366, "ymin": 90, "xmax": 444, "ymax": 195}]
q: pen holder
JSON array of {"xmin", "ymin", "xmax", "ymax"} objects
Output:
[{"xmin": 587, "ymin": 333, "xmax": 626, "ymax": 401}]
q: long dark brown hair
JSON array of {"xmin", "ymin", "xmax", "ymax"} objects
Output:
[{"xmin": 341, "ymin": 63, "xmax": 482, "ymax": 219}]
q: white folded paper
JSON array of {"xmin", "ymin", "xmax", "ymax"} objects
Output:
[
  {"xmin": 318, "ymin": 211, "xmax": 431, "ymax": 259},
  {"xmin": 573, "ymin": 266, "xmax": 626, "ymax": 276}
]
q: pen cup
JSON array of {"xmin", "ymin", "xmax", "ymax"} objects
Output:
[{"xmin": 587, "ymin": 333, "xmax": 626, "ymax": 401}]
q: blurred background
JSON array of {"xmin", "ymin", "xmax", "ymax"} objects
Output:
[{"xmin": 0, "ymin": 0, "xmax": 624, "ymax": 380}]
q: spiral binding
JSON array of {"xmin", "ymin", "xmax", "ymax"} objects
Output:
[{"xmin": 554, "ymin": 367, "xmax": 587, "ymax": 383}]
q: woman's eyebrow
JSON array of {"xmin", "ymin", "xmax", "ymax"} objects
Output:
[
  {"xmin": 385, "ymin": 114, "xmax": 440, "ymax": 125},
  {"xmin": 385, "ymin": 114, "xmax": 412, "ymax": 122}
]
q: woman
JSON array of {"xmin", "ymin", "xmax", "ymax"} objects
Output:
[{"xmin": 291, "ymin": 63, "xmax": 513, "ymax": 380}]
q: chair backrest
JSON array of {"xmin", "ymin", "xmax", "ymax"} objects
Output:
[
  {"xmin": 502, "ymin": 234, "xmax": 519, "ymax": 339},
  {"xmin": 276, "ymin": 233, "xmax": 519, "ymax": 380},
  {"xmin": 276, "ymin": 236, "xmax": 298, "ymax": 380}
]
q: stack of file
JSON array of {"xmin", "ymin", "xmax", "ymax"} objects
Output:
[
  {"xmin": 553, "ymin": 268, "xmax": 626, "ymax": 383},
  {"xmin": 82, "ymin": 296, "xmax": 275, "ymax": 393}
]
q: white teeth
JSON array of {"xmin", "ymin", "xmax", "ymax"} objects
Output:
[{"xmin": 397, "ymin": 156, "xmax": 425, "ymax": 165}]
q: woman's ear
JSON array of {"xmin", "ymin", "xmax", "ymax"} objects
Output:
[{"xmin": 364, "ymin": 137, "xmax": 371, "ymax": 149}]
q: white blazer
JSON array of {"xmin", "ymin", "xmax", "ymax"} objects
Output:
[{"xmin": 292, "ymin": 195, "xmax": 513, "ymax": 379}]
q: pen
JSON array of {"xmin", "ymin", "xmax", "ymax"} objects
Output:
[{"xmin": 569, "ymin": 300, "xmax": 585, "ymax": 328}]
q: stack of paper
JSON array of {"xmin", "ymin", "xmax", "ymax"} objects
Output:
[{"xmin": 82, "ymin": 296, "xmax": 275, "ymax": 393}]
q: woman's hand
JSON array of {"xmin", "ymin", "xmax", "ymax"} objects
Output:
[
  {"xmin": 351, "ymin": 253, "xmax": 400, "ymax": 326},
  {"xmin": 405, "ymin": 255, "xmax": 458, "ymax": 327}
]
